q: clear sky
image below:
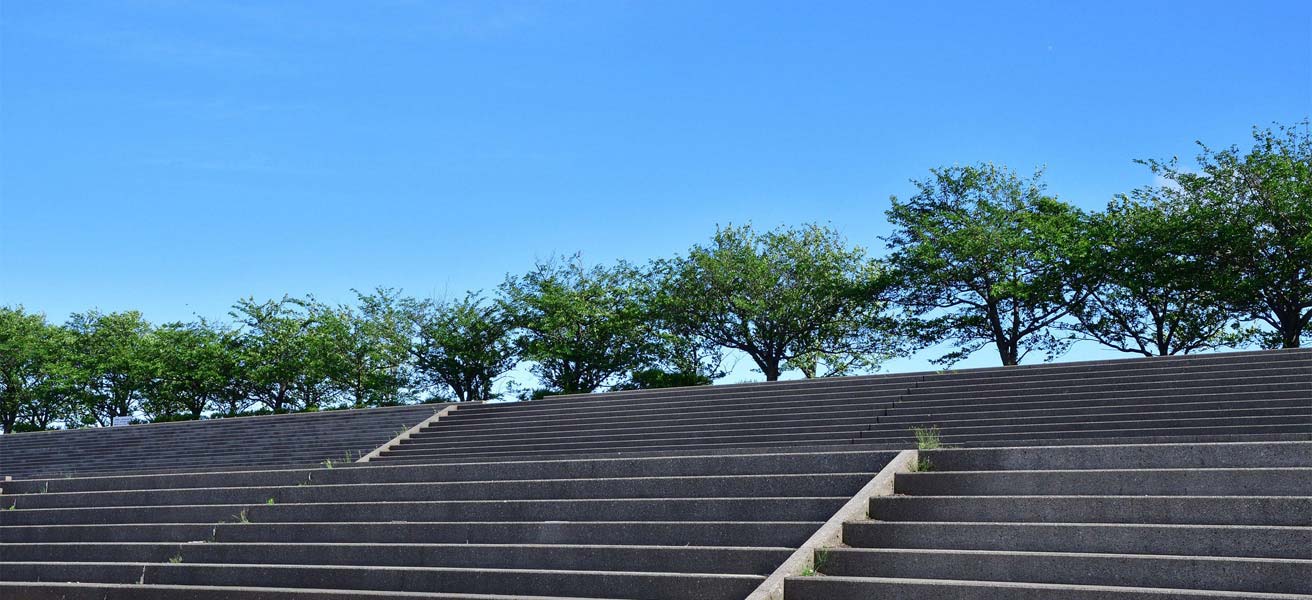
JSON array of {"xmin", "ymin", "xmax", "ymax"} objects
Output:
[{"xmin": 2, "ymin": 1, "xmax": 1310, "ymax": 385}]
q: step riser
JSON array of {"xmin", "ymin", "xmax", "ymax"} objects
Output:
[
  {"xmin": 1, "ymin": 451, "xmax": 899, "ymax": 494},
  {"xmin": 450, "ymin": 386, "xmax": 908, "ymax": 419},
  {"xmin": 907, "ymin": 367, "xmax": 1312, "ymax": 398},
  {"xmin": 0, "ymin": 583, "xmax": 556, "ymax": 600},
  {"xmin": 868, "ymin": 496, "xmax": 1312, "ymax": 526},
  {"xmin": 0, "ymin": 498, "xmax": 848, "ymax": 526},
  {"xmin": 0, "ymin": 521, "xmax": 821, "ymax": 547},
  {"xmin": 0, "ymin": 563, "xmax": 764, "ymax": 600},
  {"xmin": 436, "ymin": 394, "xmax": 898, "ymax": 428},
  {"xmin": 3, "ymin": 474, "xmax": 874, "ymax": 509},
  {"xmin": 407, "ymin": 411, "xmax": 889, "ymax": 443},
  {"xmin": 922, "ymin": 442, "xmax": 1312, "ymax": 471},
  {"xmin": 841, "ymin": 522, "xmax": 1312, "ymax": 560},
  {"xmin": 784, "ymin": 577, "xmax": 1294, "ymax": 600},
  {"xmin": 893, "ymin": 470, "xmax": 1312, "ymax": 497},
  {"xmin": 819, "ymin": 549, "xmax": 1312, "ymax": 595},
  {"xmin": 882, "ymin": 393, "xmax": 1311, "ymax": 418},
  {"xmin": 894, "ymin": 381, "xmax": 1311, "ymax": 407},
  {"xmin": 867, "ymin": 408, "xmax": 1312, "ymax": 433},
  {"xmin": 383, "ymin": 419, "xmax": 1312, "ymax": 458},
  {"xmin": 0, "ymin": 543, "xmax": 793, "ymax": 575}
]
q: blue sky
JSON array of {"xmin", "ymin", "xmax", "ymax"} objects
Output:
[{"xmin": 2, "ymin": 1, "xmax": 1310, "ymax": 385}]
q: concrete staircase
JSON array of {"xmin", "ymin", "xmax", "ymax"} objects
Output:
[
  {"xmin": 0, "ymin": 404, "xmax": 451, "ymax": 480},
  {"xmin": 371, "ymin": 349, "xmax": 1311, "ymax": 465},
  {"xmin": 0, "ymin": 447, "xmax": 897, "ymax": 599},
  {"xmin": 0, "ymin": 349, "xmax": 1308, "ymax": 598},
  {"xmin": 785, "ymin": 441, "xmax": 1312, "ymax": 599}
]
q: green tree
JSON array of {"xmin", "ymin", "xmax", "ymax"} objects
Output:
[
  {"xmin": 144, "ymin": 320, "xmax": 246, "ymax": 420},
  {"xmin": 1071, "ymin": 195, "xmax": 1247, "ymax": 356},
  {"xmin": 64, "ymin": 310, "xmax": 156, "ymax": 426},
  {"xmin": 884, "ymin": 164, "xmax": 1091, "ymax": 366},
  {"xmin": 230, "ymin": 296, "xmax": 317, "ymax": 413},
  {"xmin": 408, "ymin": 292, "xmax": 519, "ymax": 402},
  {"xmin": 657, "ymin": 223, "xmax": 893, "ymax": 381},
  {"xmin": 1143, "ymin": 122, "xmax": 1312, "ymax": 348},
  {"xmin": 317, "ymin": 288, "xmax": 416, "ymax": 407},
  {"xmin": 0, "ymin": 307, "xmax": 68, "ymax": 433},
  {"xmin": 501, "ymin": 256, "xmax": 656, "ymax": 395}
]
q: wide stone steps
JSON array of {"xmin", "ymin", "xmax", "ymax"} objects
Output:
[
  {"xmin": 368, "ymin": 350, "xmax": 1310, "ymax": 465},
  {"xmin": 0, "ymin": 404, "xmax": 450, "ymax": 479},
  {"xmin": 783, "ymin": 441, "xmax": 1312, "ymax": 600},
  {"xmin": 3, "ymin": 349, "xmax": 1309, "ymax": 599},
  {"xmin": 0, "ymin": 447, "xmax": 890, "ymax": 599}
]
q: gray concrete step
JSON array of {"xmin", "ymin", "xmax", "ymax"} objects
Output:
[
  {"xmin": 0, "ymin": 496, "xmax": 850, "ymax": 526},
  {"xmin": 0, "ymin": 520, "xmax": 823, "ymax": 547},
  {"xmin": 920, "ymin": 442, "xmax": 1312, "ymax": 471},
  {"xmin": 0, "ymin": 562, "xmax": 765, "ymax": 600},
  {"xmin": 906, "ymin": 365, "xmax": 1312, "ymax": 398},
  {"xmin": 2, "ymin": 473, "xmax": 875, "ymax": 509},
  {"xmin": 1, "ymin": 582, "xmax": 617, "ymax": 600},
  {"xmin": 2, "ymin": 450, "xmax": 899, "ymax": 494},
  {"xmin": 784, "ymin": 576, "xmax": 1312, "ymax": 600},
  {"xmin": 0, "ymin": 542, "xmax": 793, "ymax": 575},
  {"xmin": 894, "ymin": 380, "xmax": 1311, "ymax": 407},
  {"xmin": 841, "ymin": 521, "xmax": 1312, "ymax": 559},
  {"xmin": 868, "ymin": 495, "xmax": 1312, "ymax": 525},
  {"xmin": 816, "ymin": 548, "xmax": 1312, "ymax": 595},
  {"xmin": 893, "ymin": 468, "xmax": 1312, "ymax": 496},
  {"xmin": 882, "ymin": 392, "xmax": 1312, "ymax": 419}
]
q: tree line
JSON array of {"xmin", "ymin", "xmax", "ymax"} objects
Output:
[{"xmin": 1, "ymin": 122, "xmax": 1308, "ymax": 433}]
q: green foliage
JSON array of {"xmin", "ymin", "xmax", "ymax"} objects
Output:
[
  {"xmin": 656, "ymin": 223, "xmax": 894, "ymax": 381},
  {"xmin": 885, "ymin": 163, "xmax": 1092, "ymax": 366},
  {"xmin": 501, "ymin": 255, "xmax": 657, "ymax": 394},
  {"xmin": 230, "ymin": 296, "xmax": 323, "ymax": 413},
  {"xmin": 1070, "ymin": 195, "xmax": 1250, "ymax": 356},
  {"xmin": 408, "ymin": 292, "xmax": 518, "ymax": 402},
  {"xmin": 1142, "ymin": 121, "xmax": 1312, "ymax": 348},
  {"xmin": 317, "ymin": 288, "xmax": 417, "ymax": 407},
  {"xmin": 144, "ymin": 320, "xmax": 247, "ymax": 420},
  {"xmin": 0, "ymin": 307, "xmax": 72, "ymax": 433},
  {"xmin": 911, "ymin": 425, "xmax": 942, "ymax": 450},
  {"xmin": 63, "ymin": 310, "xmax": 156, "ymax": 427}
]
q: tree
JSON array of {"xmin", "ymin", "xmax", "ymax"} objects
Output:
[
  {"xmin": 501, "ymin": 256, "xmax": 656, "ymax": 395},
  {"xmin": 1143, "ymin": 122, "xmax": 1312, "ymax": 348},
  {"xmin": 657, "ymin": 223, "xmax": 893, "ymax": 381},
  {"xmin": 1070, "ymin": 195, "xmax": 1248, "ymax": 356},
  {"xmin": 408, "ymin": 292, "xmax": 519, "ymax": 402},
  {"xmin": 64, "ymin": 310, "xmax": 156, "ymax": 426},
  {"xmin": 0, "ymin": 307, "xmax": 68, "ymax": 433},
  {"xmin": 230, "ymin": 296, "xmax": 318, "ymax": 413},
  {"xmin": 318, "ymin": 288, "xmax": 416, "ymax": 408},
  {"xmin": 145, "ymin": 320, "xmax": 246, "ymax": 420},
  {"xmin": 884, "ymin": 164, "xmax": 1091, "ymax": 366}
]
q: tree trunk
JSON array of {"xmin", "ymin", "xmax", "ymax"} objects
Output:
[{"xmin": 996, "ymin": 340, "xmax": 1019, "ymax": 366}]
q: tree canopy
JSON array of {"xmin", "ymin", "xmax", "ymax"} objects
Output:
[
  {"xmin": 885, "ymin": 164, "xmax": 1092, "ymax": 366},
  {"xmin": 656, "ymin": 223, "xmax": 894, "ymax": 381}
]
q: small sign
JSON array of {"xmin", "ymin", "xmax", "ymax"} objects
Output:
[{"xmin": 111, "ymin": 416, "xmax": 132, "ymax": 427}]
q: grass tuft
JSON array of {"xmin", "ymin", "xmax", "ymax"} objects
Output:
[{"xmin": 911, "ymin": 425, "xmax": 942, "ymax": 450}]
